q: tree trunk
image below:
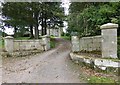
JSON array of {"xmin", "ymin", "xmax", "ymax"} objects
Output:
[
  {"xmin": 41, "ymin": 4, "xmax": 47, "ymax": 36},
  {"xmin": 30, "ymin": 25, "xmax": 34, "ymax": 39},
  {"xmin": 49, "ymin": 28, "xmax": 50, "ymax": 36},
  {"xmin": 34, "ymin": 12, "xmax": 39, "ymax": 39},
  {"xmin": 14, "ymin": 26, "xmax": 17, "ymax": 38},
  {"xmin": 41, "ymin": 17, "xmax": 44, "ymax": 36},
  {"xmin": 44, "ymin": 16, "xmax": 47, "ymax": 35},
  {"xmin": 34, "ymin": 24, "xmax": 39, "ymax": 39}
]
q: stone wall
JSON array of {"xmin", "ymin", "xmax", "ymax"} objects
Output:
[
  {"xmin": 13, "ymin": 40, "xmax": 43, "ymax": 51},
  {"xmin": 71, "ymin": 23, "xmax": 118, "ymax": 59},
  {"xmin": 70, "ymin": 52, "xmax": 120, "ymax": 74},
  {"xmin": 79, "ymin": 36, "xmax": 101, "ymax": 51},
  {"xmin": 71, "ymin": 36, "xmax": 101, "ymax": 52},
  {"xmin": 4, "ymin": 35, "xmax": 50, "ymax": 53}
]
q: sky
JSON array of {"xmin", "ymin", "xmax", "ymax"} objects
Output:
[
  {"xmin": 62, "ymin": 0, "xmax": 70, "ymax": 33},
  {"xmin": 0, "ymin": 1, "xmax": 70, "ymax": 35},
  {"xmin": 62, "ymin": 0, "xmax": 70, "ymax": 15}
]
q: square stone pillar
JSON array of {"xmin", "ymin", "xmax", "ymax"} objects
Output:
[
  {"xmin": 71, "ymin": 36, "xmax": 80, "ymax": 52},
  {"xmin": 100, "ymin": 23, "xmax": 118, "ymax": 58},
  {"xmin": 4, "ymin": 36, "xmax": 14, "ymax": 53},
  {"xmin": 58, "ymin": 28, "xmax": 61, "ymax": 38},
  {"xmin": 41, "ymin": 35, "xmax": 50, "ymax": 51}
]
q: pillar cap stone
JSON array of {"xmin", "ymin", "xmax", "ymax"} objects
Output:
[
  {"xmin": 100, "ymin": 23, "xmax": 118, "ymax": 29},
  {"xmin": 5, "ymin": 36, "xmax": 14, "ymax": 39}
]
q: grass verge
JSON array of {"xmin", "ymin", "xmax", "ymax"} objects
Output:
[
  {"xmin": 15, "ymin": 37, "xmax": 30, "ymax": 40},
  {"xmin": 50, "ymin": 38, "xmax": 56, "ymax": 48},
  {"xmin": 61, "ymin": 36, "xmax": 71, "ymax": 40},
  {"xmin": 0, "ymin": 40, "xmax": 2, "ymax": 48},
  {"xmin": 0, "ymin": 39, "xmax": 4, "ymax": 48},
  {"xmin": 88, "ymin": 76, "xmax": 116, "ymax": 83}
]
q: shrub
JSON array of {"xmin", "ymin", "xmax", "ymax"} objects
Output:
[{"xmin": 50, "ymin": 38, "xmax": 56, "ymax": 48}]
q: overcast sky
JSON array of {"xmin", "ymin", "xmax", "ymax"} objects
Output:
[{"xmin": 62, "ymin": 0, "xmax": 70, "ymax": 15}]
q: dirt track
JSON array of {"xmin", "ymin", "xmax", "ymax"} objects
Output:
[{"xmin": 2, "ymin": 38, "xmax": 86, "ymax": 83}]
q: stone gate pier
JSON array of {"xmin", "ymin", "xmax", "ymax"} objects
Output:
[
  {"xmin": 71, "ymin": 23, "xmax": 118, "ymax": 59},
  {"xmin": 100, "ymin": 23, "xmax": 118, "ymax": 58},
  {"xmin": 70, "ymin": 23, "xmax": 119, "ymax": 73}
]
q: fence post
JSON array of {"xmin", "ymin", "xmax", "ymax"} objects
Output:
[
  {"xmin": 4, "ymin": 36, "xmax": 14, "ymax": 53},
  {"xmin": 71, "ymin": 36, "xmax": 80, "ymax": 52},
  {"xmin": 100, "ymin": 23, "xmax": 118, "ymax": 58}
]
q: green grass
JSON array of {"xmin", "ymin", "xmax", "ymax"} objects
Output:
[
  {"xmin": 61, "ymin": 36, "xmax": 71, "ymax": 40},
  {"xmin": 0, "ymin": 40, "xmax": 2, "ymax": 48},
  {"xmin": 50, "ymin": 35, "xmax": 55, "ymax": 39},
  {"xmin": 0, "ymin": 39, "xmax": 4, "ymax": 48},
  {"xmin": 15, "ymin": 37, "xmax": 30, "ymax": 40},
  {"xmin": 88, "ymin": 76, "xmax": 116, "ymax": 83},
  {"xmin": 50, "ymin": 38, "xmax": 56, "ymax": 48}
]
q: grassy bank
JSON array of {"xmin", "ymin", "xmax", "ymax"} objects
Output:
[
  {"xmin": 15, "ymin": 37, "xmax": 30, "ymax": 40},
  {"xmin": 0, "ymin": 39, "xmax": 4, "ymax": 48},
  {"xmin": 50, "ymin": 38, "xmax": 56, "ymax": 48},
  {"xmin": 88, "ymin": 76, "xmax": 116, "ymax": 83},
  {"xmin": 0, "ymin": 40, "xmax": 2, "ymax": 48},
  {"xmin": 61, "ymin": 36, "xmax": 71, "ymax": 40}
]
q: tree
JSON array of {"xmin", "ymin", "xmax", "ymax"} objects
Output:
[
  {"xmin": 68, "ymin": 2, "xmax": 120, "ymax": 37},
  {"xmin": 2, "ymin": 2, "xmax": 33, "ymax": 37},
  {"xmin": 40, "ymin": 2, "xmax": 64, "ymax": 35},
  {"xmin": 2, "ymin": 2, "xmax": 64, "ymax": 38}
]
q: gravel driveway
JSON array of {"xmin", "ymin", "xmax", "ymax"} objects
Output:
[{"xmin": 2, "ymin": 38, "xmax": 86, "ymax": 83}]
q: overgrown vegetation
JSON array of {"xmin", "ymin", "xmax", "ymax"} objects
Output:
[
  {"xmin": 50, "ymin": 38, "xmax": 56, "ymax": 48},
  {"xmin": 14, "ymin": 37, "xmax": 30, "ymax": 40},
  {"xmin": 0, "ymin": 40, "xmax": 2, "ymax": 48},
  {"xmin": 88, "ymin": 76, "xmax": 115, "ymax": 83},
  {"xmin": 68, "ymin": 2, "xmax": 120, "ymax": 37},
  {"xmin": 0, "ymin": 39, "xmax": 4, "ymax": 48},
  {"xmin": 61, "ymin": 36, "xmax": 71, "ymax": 40},
  {"xmin": 1, "ymin": 2, "xmax": 64, "ymax": 39}
]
